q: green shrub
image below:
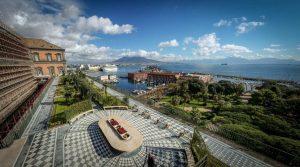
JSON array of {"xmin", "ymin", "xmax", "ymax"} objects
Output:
[
  {"xmin": 218, "ymin": 112, "xmax": 252, "ymax": 124},
  {"xmin": 65, "ymin": 100, "xmax": 92, "ymax": 120}
]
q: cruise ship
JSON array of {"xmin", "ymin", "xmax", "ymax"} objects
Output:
[{"xmin": 103, "ymin": 64, "xmax": 118, "ymax": 72}]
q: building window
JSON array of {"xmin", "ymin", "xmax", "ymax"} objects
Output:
[
  {"xmin": 35, "ymin": 67, "xmax": 43, "ymax": 76},
  {"xmin": 57, "ymin": 67, "xmax": 64, "ymax": 75},
  {"xmin": 33, "ymin": 53, "xmax": 39, "ymax": 61},
  {"xmin": 56, "ymin": 54, "xmax": 62, "ymax": 61},
  {"xmin": 47, "ymin": 54, "xmax": 52, "ymax": 61},
  {"xmin": 48, "ymin": 66, "xmax": 55, "ymax": 76}
]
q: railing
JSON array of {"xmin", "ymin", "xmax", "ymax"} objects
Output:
[
  {"xmin": 0, "ymin": 77, "xmax": 53, "ymax": 148},
  {"xmin": 0, "ymin": 75, "xmax": 34, "ymax": 93},
  {"xmin": 0, "ymin": 66, "xmax": 31, "ymax": 75},
  {"xmin": 192, "ymin": 129, "xmax": 229, "ymax": 167},
  {"xmin": 0, "ymin": 70, "xmax": 32, "ymax": 83}
]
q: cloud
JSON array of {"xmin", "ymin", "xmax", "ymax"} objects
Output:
[
  {"xmin": 213, "ymin": 19, "xmax": 232, "ymax": 27},
  {"xmin": 75, "ymin": 16, "xmax": 134, "ymax": 35},
  {"xmin": 160, "ymin": 53, "xmax": 185, "ymax": 62},
  {"xmin": 222, "ymin": 44, "xmax": 252, "ymax": 54},
  {"xmin": 183, "ymin": 37, "xmax": 193, "ymax": 45},
  {"xmin": 158, "ymin": 39, "xmax": 179, "ymax": 48},
  {"xmin": 191, "ymin": 33, "xmax": 221, "ymax": 56},
  {"xmin": 263, "ymin": 48, "xmax": 281, "ymax": 53},
  {"xmin": 213, "ymin": 17, "xmax": 264, "ymax": 35},
  {"xmin": 232, "ymin": 17, "xmax": 247, "ymax": 23},
  {"xmin": 270, "ymin": 44, "xmax": 280, "ymax": 47},
  {"xmin": 0, "ymin": 0, "xmax": 135, "ymax": 62},
  {"xmin": 120, "ymin": 49, "xmax": 160, "ymax": 58},
  {"xmin": 185, "ymin": 33, "xmax": 252, "ymax": 58},
  {"xmin": 236, "ymin": 21, "xmax": 264, "ymax": 34}
]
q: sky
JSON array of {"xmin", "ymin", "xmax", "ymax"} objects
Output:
[{"xmin": 0, "ymin": 0, "xmax": 299, "ymax": 63}]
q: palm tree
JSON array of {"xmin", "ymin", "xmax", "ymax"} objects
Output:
[
  {"xmin": 64, "ymin": 90, "xmax": 72, "ymax": 105},
  {"xmin": 103, "ymin": 82, "xmax": 108, "ymax": 95}
]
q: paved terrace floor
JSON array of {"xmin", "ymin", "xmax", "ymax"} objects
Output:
[
  {"xmin": 88, "ymin": 77, "xmax": 272, "ymax": 167},
  {"xmin": 8, "ymin": 76, "xmax": 272, "ymax": 167},
  {"xmin": 15, "ymin": 106, "xmax": 190, "ymax": 167},
  {"xmin": 22, "ymin": 77, "xmax": 59, "ymax": 136}
]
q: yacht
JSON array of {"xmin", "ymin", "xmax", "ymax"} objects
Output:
[{"xmin": 103, "ymin": 64, "xmax": 118, "ymax": 72}]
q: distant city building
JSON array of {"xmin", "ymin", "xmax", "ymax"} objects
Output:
[
  {"xmin": 0, "ymin": 21, "xmax": 38, "ymax": 126},
  {"xmin": 80, "ymin": 64, "xmax": 88, "ymax": 70},
  {"xmin": 88, "ymin": 64, "xmax": 100, "ymax": 71},
  {"xmin": 148, "ymin": 72, "xmax": 180, "ymax": 84},
  {"xmin": 99, "ymin": 75, "xmax": 118, "ymax": 83},
  {"xmin": 24, "ymin": 38, "xmax": 66, "ymax": 77},
  {"xmin": 128, "ymin": 72, "xmax": 148, "ymax": 81}
]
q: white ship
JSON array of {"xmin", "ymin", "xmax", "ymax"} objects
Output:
[{"xmin": 103, "ymin": 64, "xmax": 118, "ymax": 72}]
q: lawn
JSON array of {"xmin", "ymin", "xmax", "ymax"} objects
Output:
[{"xmin": 53, "ymin": 97, "xmax": 68, "ymax": 114}]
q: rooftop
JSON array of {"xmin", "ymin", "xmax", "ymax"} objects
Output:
[{"xmin": 23, "ymin": 38, "xmax": 64, "ymax": 50}]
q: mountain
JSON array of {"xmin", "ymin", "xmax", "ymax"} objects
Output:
[
  {"xmin": 182, "ymin": 57, "xmax": 300, "ymax": 64},
  {"xmin": 113, "ymin": 56, "xmax": 160, "ymax": 64}
]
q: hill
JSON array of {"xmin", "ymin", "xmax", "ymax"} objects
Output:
[{"xmin": 113, "ymin": 56, "xmax": 160, "ymax": 64}]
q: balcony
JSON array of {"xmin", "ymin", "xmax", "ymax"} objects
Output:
[
  {"xmin": 0, "ymin": 66, "xmax": 32, "ymax": 75},
  {"xmin": 0, "ymin": 70, "xmax": 33, "ymax": 83},
  {"xmin": 0, "ymin": 75, "xmax": 34, "ymax": 93},
  {"xmin": 33, "ymin": 60, "xmax": 66, "ymax": 63}
]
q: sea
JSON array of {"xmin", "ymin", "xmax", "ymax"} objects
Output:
[{"xmin": 87, "ymin": 63, "xmax": 300, "ymax": 92}]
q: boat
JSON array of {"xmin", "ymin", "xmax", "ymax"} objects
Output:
[
  {"xmin": 221, "ymin": 63, "xmax": 228, "ymax": 65},
  {"xmin": 103, "ymin": 64, "xmax": 118, "ymax": 72}
]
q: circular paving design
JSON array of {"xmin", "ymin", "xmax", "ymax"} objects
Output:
[
  {"xmin": 63, "ymin": 109, "xmax": 191, "ymax": 166},
  {"xmin": 99, "ymin": 116, "xmax": 143, "ymax": 152}
]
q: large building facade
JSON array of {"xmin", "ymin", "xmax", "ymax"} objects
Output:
[
  {"xmin": 24, "ymin": 38, "xmax": 66, "ymax": 77},
  {"xmin": 0, "ymin": 21, "xmax": 38, "ymax": 125}
]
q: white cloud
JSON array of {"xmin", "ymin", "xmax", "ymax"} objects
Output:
[
  {"xmin": 185, "ymin": 33, "xmax": 252, "ymax": 58},
  {"xmin": 270, "ymin": 44, "xmax": 280, "ymax": 47},
  {"xmin": 120, "ymin": 49, "xmax": 160, "ymax": 58},
  {"xmin": 158, "ymin": 39, "xmax": 179, "ymax": 48},
  {"xmin": 75, "ymin": 16, "xmax": 134, "ymax": 35},
  {"xmin": 213, "ymin": 19, "xmax": 232, "ymax": 27},
  {"xmin": 183, "ymin": 37, "xmax": 193, "ymax": 45},
  {"xmin": 236, "ymin": 21, "xmax": 264, "ymax": 34},
  {"xmin": 0, "ymin": 0, "xmax": 135, "ymax": 62},
  {"xmin": 232, "ymin": 17, "xmax": 247, "ymax": 23},
  {"xmin": 192, "ymin": 33, "xmax": 221, "ymax": 56},
  {"xmin": 160, "ymin": 53, "xmax": 185, "ymax": 62},
  {"xmin": 214, "ymin": 17, "xmax": 264, "ymax": 35},
  {"xmin": 263, "ymin": 48, "xmax": 281, "ymax": 53},
  {"xmin": 222, "ymin": 44, "xmax": 252, "ymax": 54}
]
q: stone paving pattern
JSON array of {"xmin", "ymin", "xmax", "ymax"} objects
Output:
[
  {"xmin": 17, "ymin": 107, "xmax": 191, "ymax": 167},
  {"xmin": 14, "ymin": 77, "xmax": 272, "ymax": 167},
  {"xmin": 22, "ymin": 77, "xmax": 58, "ymax": 136}
]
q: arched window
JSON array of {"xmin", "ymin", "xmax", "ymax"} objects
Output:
[
  {"xmin": 56, "ymin": 54, "xmax": 62, "ymax": 61},
  {"xmin": 46, "ymin": 53, "xmax": 52, "ymax": 61},
  {"xmin": 35, "ymin": 67, "xmax": 43, "ymax": 76},
  {"xmin": 33, "ymin": 52, "xmax": 39, "ymax": 61},
  {"xmin": 57, "ymin": 66, "xmax": 64, "ymax": 75},
  {"xmin": 48, "ymin": 66, "xmax": 55, "ymax": 76}
]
